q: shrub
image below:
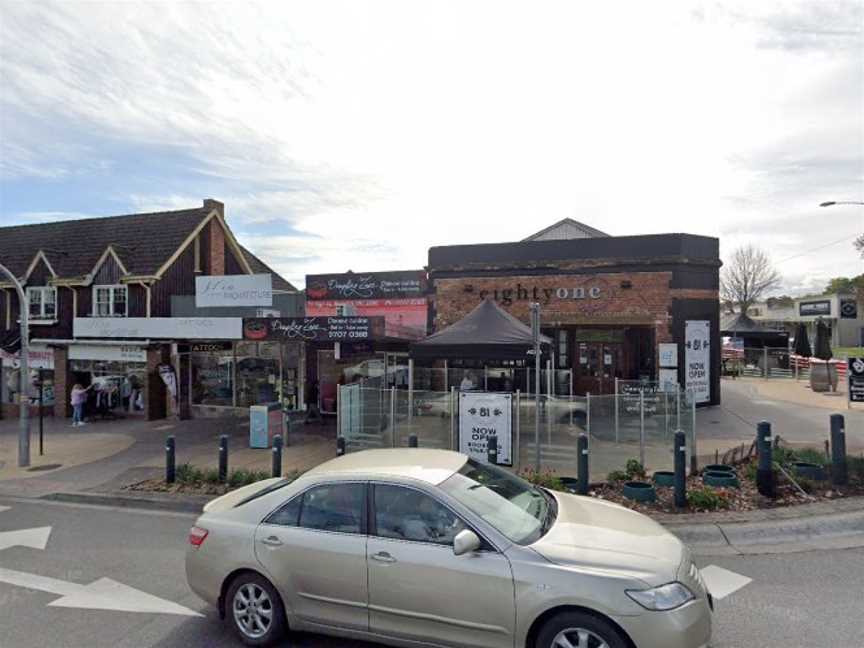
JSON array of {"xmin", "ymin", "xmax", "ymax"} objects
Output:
[
  {"xmin": 793, "ymin": 448, "xmax": 829, "ymax": 466},
  {"xmin": 686, "ymin": 486, "xmax": 730, "ymax": 511},
  {"xmin": 772, "ymin": 446, "xmax": 798, "ymax": 467},
  {"xmin": 175, "ymin": 463, "xmax": 203, "ymax": 484},
  {"xmin": 202, "ymin": 467, "xmax": 221, "ymax": 484},
  {"xmin": 625, "ymin": 459, "xmax": 646, "ymax": 480},
  {"xmin": 847, "ymin": 456, "xmax": 864, "ymax": 484},
  {"xmin": 794, "ymin": 477, "xmax": 816, "ymax": 494},
  {"xmin": 607, "ymin": 470, "xmax": 628, "ymax": 483},
  {"xmin": 520, "ymin": 469, "xmax": 565, "ymax": 492}
]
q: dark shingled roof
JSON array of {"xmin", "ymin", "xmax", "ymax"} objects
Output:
[
  {"xmin": 0, "ymin": 207, "xmax": 209, "ymax": 279},
  {"xmin": 0, "ymin": 204, "xmax": 294, "ymax": 291}
]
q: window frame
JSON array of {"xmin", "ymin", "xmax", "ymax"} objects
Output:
[
  {"xmin": 26, "ymin": 286, "xmax": 57, "ymax": 321},
  {"xmin": 92, "ymin": 284, "xmax": 128, "ymax": 318},
  {"xmin": 369, "ymin": 481, "xmax": 497, "ymax": 552},
  {"xmin": 263, "ymin": 481, "xmax": 368, "ymax": 536}
]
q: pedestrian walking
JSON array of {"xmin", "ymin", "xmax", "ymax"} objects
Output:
[{"xmin": 305, "ymin": 379, "xmax": 321, "ymax": 423}]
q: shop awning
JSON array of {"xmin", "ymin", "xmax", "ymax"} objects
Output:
[
  {"xmin": 411, "ymin": 298, "xmax": 551, "ymax": 360},
  {"xmin": 721, "ymin": 312, "xmax": 788, "ymax": 345}
]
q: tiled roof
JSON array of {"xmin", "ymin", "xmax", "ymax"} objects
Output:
[
  {"xmin": 0, "ymin": 206, "xmax": 209, "ymax": 279},
  {"xmin": 238, "ymin": 245, "xmax": 296, "ymax": 292}
]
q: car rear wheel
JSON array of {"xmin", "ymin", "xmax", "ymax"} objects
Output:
[
  {"xmin": 226, "ymin": 572, "xmax": 287, "ymax": 647},
  {"xmin": 536, "ymin": 611, "xmax": 629, "ymax": 648}
]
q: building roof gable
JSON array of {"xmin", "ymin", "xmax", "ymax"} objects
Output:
[{"xmin": 523, "ymin": 218, "xmax": 610, "ymax": 242}]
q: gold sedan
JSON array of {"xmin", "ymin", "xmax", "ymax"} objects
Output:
[{"xmin": 186, "ymin": 448, "xmax": 712, "ymax": 648}]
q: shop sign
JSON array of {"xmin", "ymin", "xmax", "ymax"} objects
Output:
[
  {"xmin": 74, "ymin": 317, "xmax": 242, "ymax": 340},
  {"xmin": 659, "ymin": 368, "xmax": 679, "ymax": 392},
  {"xmin": 305, "ymin": 298, "xmax": 428, "ymax": 340},
  {"xmin": 658, "ymin": 343, "xmax": 678, "ymax": 368},
  {"xmin": 840, "ymin": 299, "xmax": 858, "ymax": 320},
  {"xmin": 0, "ymin": 346, "xmax": 54, "ymax": 370},
  {"xmin": 243, "ymin": 316, "xmax": 385, "ymax": 342},
  {"xmin": 188, "ymin": 342, "xmax": 233, "ymax": 353},
  {"xmin": 195, "ymin": 274, "xmax": 273, "ymax": 308},
  {"xmin": 306, "ymin": 271, "xmax": 426, "ymax": 300},
  {"xmin": 465, "ymin": 281, "xmax": 607, "ymax": 306},
  {"xmin": 459, "ymin": 392, "xmax": 512, "ymax": 465},
  {"xmin": 68, "ymin": 345, "xmax": 146, "ymax": 363},
  {"xmin": 799, "ymin": 300, "xmax": 831, "ymax": 317},
  {"xmin": 685, "ymin": 320, "xmax": 711, "ymax": 404},
  {"xmin": 619, "ymin": 381, "xmax": 661, "ymax": 415},
  {"xmin": 849, "ymin": 357, "xmax": 864, "ymax": 404}
]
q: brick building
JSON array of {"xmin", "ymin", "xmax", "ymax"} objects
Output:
[{"xmin": 426, "ymin": 220, "xmax": 721, "ymax": 405}]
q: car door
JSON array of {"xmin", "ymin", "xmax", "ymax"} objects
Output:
[
  {"xmin": 367, "ymin": 483, "xmax": 515, "ymax": 648},
  {"xmin": 254, "ymin": 481, "xmax": 369, "ymax": 632}
]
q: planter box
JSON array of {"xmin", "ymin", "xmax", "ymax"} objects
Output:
[{"xmin": 809, "ymin": 362, "xmax": 838, "ymax": 393}]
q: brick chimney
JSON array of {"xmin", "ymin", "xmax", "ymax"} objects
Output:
[{"xmin": 205, "ymin": 199, "xmax": 225, "ymax": 275}]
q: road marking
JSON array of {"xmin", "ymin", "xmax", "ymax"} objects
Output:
[
  {"xmin": 0, "ymin": 506, "xmax": 10, "ymax": 513},
  {"xmin": 0, "ymin": 566, "xmax": 203, "ymax": 616},
  {"xmin": 0, "ymin": 527, "xmax": 52, "ymax": 552},
  {"xmin": 700, "ymin": 565, "xmax": 752, "ymax": 600}
]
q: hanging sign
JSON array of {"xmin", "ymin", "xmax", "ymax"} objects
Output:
[
  {"xmin": 840, "ymin": 299, "xmax": 858, "ymax": 320},
  {"xmin": 849, "ymin": 357, "xmax": 864, "ymax": 404},
  {"xmin": 685, "ymin": 320, "xmax": 711, "ymax": 404},
  {"xmin": 459, "ymin": 392, "xmax": 512, "ymax": 465},
  {"xmin": 658, "ymin": 343, "xmax": 678, "ymax": 368},
  {"xmin": 195, "ymin": 274, "xmax": 273, "ymax": 308}
]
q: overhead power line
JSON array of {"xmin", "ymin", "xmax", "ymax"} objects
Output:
[{"xmin": 773, "ymin": 232, "xmax": 862, "ymax": 265}]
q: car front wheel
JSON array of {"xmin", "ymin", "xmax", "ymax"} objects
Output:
[
  {"xmin": 536, "ymin": 611, "xmax": 629, "ymax": 648},
  {"xmin": 226, "ymin": 572, "xmax": 287, "ymax": 647}
]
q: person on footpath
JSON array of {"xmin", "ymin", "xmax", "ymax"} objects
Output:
[{"xmin": 70, "ymin": 383, "xmax": 93, "ymax": 427}]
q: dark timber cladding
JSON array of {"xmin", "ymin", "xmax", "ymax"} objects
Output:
[{"xmin": 428, "ymin": 232, "xmax": 721, "ymax": 406}]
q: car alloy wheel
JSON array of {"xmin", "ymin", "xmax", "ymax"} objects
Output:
[
  {"xmin": 233, "ymin": 582, "xmax": 273, "ymax": 640},
  {"xmin": 551, "ymin": 627, "xmax": 610, "ymax": 648}
]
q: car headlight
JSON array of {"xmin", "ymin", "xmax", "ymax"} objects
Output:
[{"xmin": 626, "ymin": 582, "xmax": 695, "ymax": 611}]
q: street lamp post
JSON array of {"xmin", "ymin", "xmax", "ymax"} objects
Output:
[
  {"xmin": 819, "ymin": 201, "xmax": 864, "ymax": 207},
  {"xmin": 0, "ymin": 261, "xmax": 30, "ymax": 468}
]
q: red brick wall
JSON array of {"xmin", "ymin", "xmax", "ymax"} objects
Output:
[
  {"xmin": 53, "ymin": 346, "xmax": 70, "ymax": 418},
  {"xmin": 209, "ymin": 218, "xmax": 225, "ymax": 276}
]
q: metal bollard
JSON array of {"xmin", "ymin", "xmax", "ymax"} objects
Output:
[
  {"xmin": 284, "ymin": 415, "xmax": 291, "ymax": 447},
  {"xmin": 577, "ymin": 433, "xmax": 589, "ymax": 495},
  {"xmin": 165, "ymin": 435, "xmax": 176, "ymax": 484},
  {"xmin": 408, "ymin": 434, "xmax": 418, "ymax": 448},
  {"xmin": 674, "ymin": 430, "xmax": 686, "ymax": 508},
  {"xmin": 487, "ymin": 435, "xmax": 498, "ymax": 466},
  {"xmin": 218, "ymin": 435, "xmax": 228, "ymax": 483},
  {"xmin": 830, "ymin": 414, "xmax": 847, "ymax": 486},
  {"xmin": 336, "ymin": 436, "xmax": 346, "ymax": 456},
  {"xmin": 272, "ymin": 435, "xmax": 283, "ymax": 478},
  {"xmin": 756, "ymin": 421, "xmax": 775, "ymax": 498}
]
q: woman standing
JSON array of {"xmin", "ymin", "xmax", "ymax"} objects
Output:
[{"xmin": 70, "ymin": 383, "xmax": 92, "ymax": 427}]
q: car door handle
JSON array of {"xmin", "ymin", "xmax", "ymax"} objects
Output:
[
  {"xmin": 371, "ymin": 551, "xmax": 396, "ymax": 564},
  {"xmin": 260, "ymin": 535, "xmax": 283, "ymax": 547}
]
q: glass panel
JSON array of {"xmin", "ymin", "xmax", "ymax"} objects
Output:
[
  {"xmin": 28, "ymin": 290, "xmax": 42, "ymax": 317},
  {"xmin": 298, "ymin": 483, "xmax": 365, "ymax": 534},
  {"xmin": 192, "ymin": 350, "xmax": 234, "ymax": 406},
  {"xmin": 265, "ymin": 495, "xmax": 302, "ymax": 527},
  {"xmin": 374, "ymin": 485, "xmax": 466, "ymax": 545},
  {"xmin": 113, "ymin": 287, "xmax": 126, "ymax": 317}
]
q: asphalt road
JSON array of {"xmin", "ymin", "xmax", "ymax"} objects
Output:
[{"xmin": 1, "ymin": 497, "xmax": 862, "ymax": 648}]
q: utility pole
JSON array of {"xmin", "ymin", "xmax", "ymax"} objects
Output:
[
  {"xmin": 530, "ymin": 302, "xmax": 541, "ymax": 471},
  {"xmin": 0, "ymin": 261, "xmax": 30, "ymax": 467}
]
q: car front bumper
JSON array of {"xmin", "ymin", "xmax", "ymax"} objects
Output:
[{"xmin": 611, "ymin": 597, "xmax": 712, "ymax": 648}]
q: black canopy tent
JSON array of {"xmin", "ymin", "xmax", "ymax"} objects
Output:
[
  {"xmin": 721, "ymin": 313, "xmax": 789, "ymax": 348},
  {"xmin": 411, "ymin": 298, "xmax": 552, "ymax": 361}
]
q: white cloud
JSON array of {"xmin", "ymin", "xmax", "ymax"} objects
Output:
[{"xmin": 0, "ymin": 0, "xmax": 861, "ymax": 293}]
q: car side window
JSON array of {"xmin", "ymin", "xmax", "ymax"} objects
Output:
[
  {"xmin": 298, "ymin": 483, "xmax": 366, "ymax": 535},
  {"xmin": 265, "ymin": 494, "xmax": 303, "ymax": 527},
  {"xmin": 374, "ymin": 485, "xmax": 466, "ymax": 546}
]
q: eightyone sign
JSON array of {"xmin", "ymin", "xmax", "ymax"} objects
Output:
[{"xmin": 195, "ymin": 274, "xmax": 273, "ymax": 308}]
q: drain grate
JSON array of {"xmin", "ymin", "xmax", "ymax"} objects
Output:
[{"xmin": 27, "ymin": 463, "xmax": 63, "ymax": 472}]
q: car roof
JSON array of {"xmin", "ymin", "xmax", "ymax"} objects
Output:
[{"xmin": 304, "ymin": 448, "xmax": 468, "ymax": 485}]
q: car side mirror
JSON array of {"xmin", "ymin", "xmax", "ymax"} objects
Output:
[{"xmin": 453, "ymin": 529, "xmax": 481, "ymax": 556}]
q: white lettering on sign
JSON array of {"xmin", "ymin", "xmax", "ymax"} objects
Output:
[
  {"xmin": 74, "ymin": 317, "xmax": 242, "ymax": 340},
  {"xmin": 195, "ymin": 275, "xmax": 273, "ymax": 308}
]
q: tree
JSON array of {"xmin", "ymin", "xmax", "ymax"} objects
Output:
[
  {"xmin": 824, "ymin": 276, "xmax": 862, "ymax": 295},
  {"xmin": 720, "ymin": 245, "xmax": 782, "ymax": 313},
  {"xmin": 855, "ymin": 234, "xmax": 864, "ymax": 259}
]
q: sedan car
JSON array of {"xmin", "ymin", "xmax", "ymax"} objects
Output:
[{"xmin": 186, "ymin": 448, "xmax": 712, "ymax": 648}]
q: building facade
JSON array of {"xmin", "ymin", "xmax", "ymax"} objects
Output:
[
  {"xmin": 0, "ymin": 200, "xmax": 297, "ymax": 421},
  {"xmin": 427, "ymin": 227, "xmax": 721, "ymax": 405}
]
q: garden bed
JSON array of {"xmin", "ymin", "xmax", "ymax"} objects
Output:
[{"xmin": 123, "ymin": 464, "xmax": 298, "ymax": 497}]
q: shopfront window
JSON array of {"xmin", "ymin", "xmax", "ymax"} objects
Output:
[
  {"xmin": 192, "ymin": 347, "xmax": 234, "ymax": 406},
  {"xmin": 236, "ymin": 342, "xmax": 280, "ymax": 407},
  {"xmin": 69, "ymin": 359, "xmax": 146, "ymax": 415}
]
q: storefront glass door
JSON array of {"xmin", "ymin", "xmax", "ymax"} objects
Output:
[{"xmin": 575, "ymin": 342, "xmax": 622, "ymax": 395}]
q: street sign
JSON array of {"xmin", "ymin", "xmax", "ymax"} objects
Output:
[
  {"xmin": 849, "ymin": 357, "xmax": 864, "ymax": 403},
  {"xmin": 459, "ymin": 392, "xmax": 512, "ymax": 465}
]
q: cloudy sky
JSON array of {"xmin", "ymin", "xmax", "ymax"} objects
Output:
[{"xmin": 1, "ymin": 0, "xmax": 861, "ymax": 292}]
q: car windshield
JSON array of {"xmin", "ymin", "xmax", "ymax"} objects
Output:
[{"xmin": 440, "ymin": 459, "xmax": 556, "ymax": 545}]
